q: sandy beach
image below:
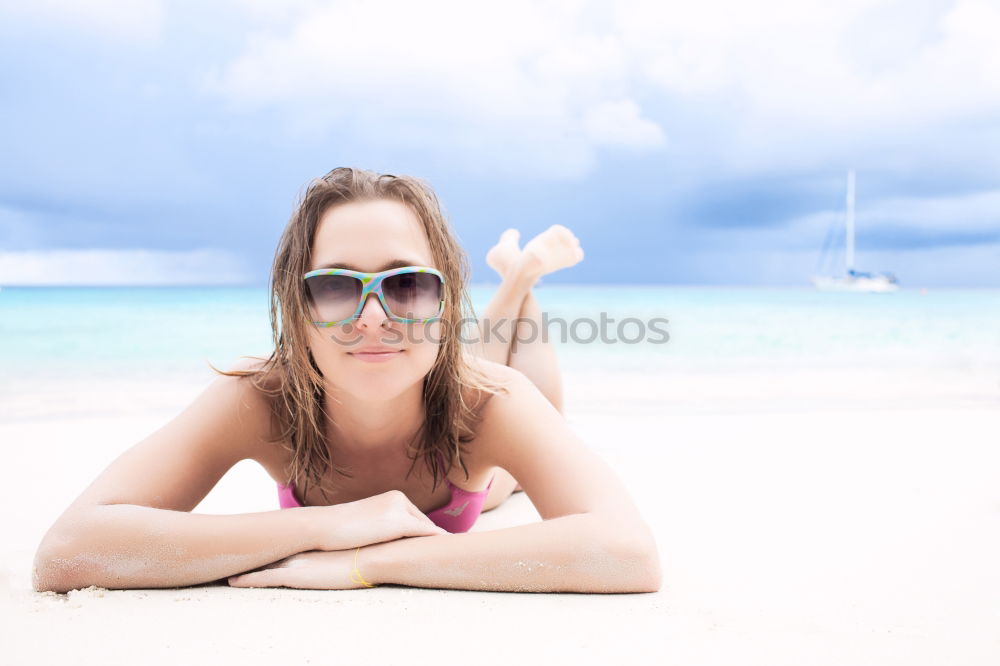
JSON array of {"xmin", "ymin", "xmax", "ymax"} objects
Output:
[{"xmin": 2, "ymin": 359, "xmax": 998, "ymax": 665}]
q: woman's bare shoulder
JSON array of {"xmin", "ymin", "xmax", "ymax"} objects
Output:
[
  {"xmin": 226, "ymin": 355, "xmax": 274, "ymax": 377},
  {"xmin": 460, "ymin": 355, "xmax": 521, "ymax": 411},
  {"xmin": 218, "ymin": 357, "xmax": 286, "ymax": 463}
]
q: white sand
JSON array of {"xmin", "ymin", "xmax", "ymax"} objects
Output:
[{"xmin": 2, "ymin": 363, "xmax": 999, "ymax": 665}]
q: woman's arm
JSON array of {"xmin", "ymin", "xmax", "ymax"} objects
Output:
[
  {"xmin": 369, "ymin": 366, "xmax": 660, "ymax": 593},
  {"xmin": 364, "ymin": 512, "xmax": 658, "ymax": 593},
  {"xmin": 34, "ymin": 505, "xmax": 320, "ymax": 593},
  {"xmin": 32, "ymin": 363, "xmax": 320, "ymax": 593}
]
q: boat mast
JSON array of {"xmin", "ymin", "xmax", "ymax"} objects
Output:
[{"xmin": 845, "ymin": 169, "xmax": 855, "ymax": 274}]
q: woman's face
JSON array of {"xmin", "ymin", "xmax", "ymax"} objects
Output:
[{"xmin": 305, "ymin": 198, "xmax": 443, "ymax": 403}]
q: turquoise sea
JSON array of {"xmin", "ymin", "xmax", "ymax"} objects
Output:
[{"xmin": 1, "ymin": 285, "xmax": 998, "ymax": 384}]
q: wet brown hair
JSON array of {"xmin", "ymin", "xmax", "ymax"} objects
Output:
[{"xmin": 213, "ymin": 167, "xmax": 509, "ymax": 504}]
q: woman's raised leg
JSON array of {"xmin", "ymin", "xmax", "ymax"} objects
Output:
[
  {"xmin": 475, "ymin": 225, "xmax": 583, "ymax": 505},
  {"xmin": 475, "ymin": 230, "xmax": 529, "ymax": 368},
  {"xmin": 474, "ymin": 225, "xmax": 584, "ymax": 413},
  {"xmin": 508, "ymin": 290, "xmax": 564, "ymax": 413}
]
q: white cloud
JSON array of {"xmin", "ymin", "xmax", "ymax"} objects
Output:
[
  {"xmin": 0, "ymin": 248, "xmax": 251, "ymax": 286},
  {"xmin": 783, "ymin": 188, "xmax": 1000, "ymax": 242},
  {"xmin": 207, "ymin": 0, "xmax": 1000, "ymax": 178},
  {"xmin": 207, "ymin": 0, "xmax": 667, "ymax": 176},
  {"xmin": 863, "ymin": 189, "xmax": 1000, "ymax": 232},
  {"xmin": 584, "ymin": 99, "xmax": 667, "ymax": 149},
  {"xmin": 0, "ymin": 0, "xmax": 164, "ymax": 42},
  {"xmin": 612, "ymin": 0, "xmax": 1000, "ymax": 171}
]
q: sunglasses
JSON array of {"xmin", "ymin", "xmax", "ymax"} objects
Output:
[{"xmin": 303, "ymin": 265, "xmax": 445, "ymax": 326}]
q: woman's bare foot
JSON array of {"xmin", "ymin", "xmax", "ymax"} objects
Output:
[
  {"xmin": 517, "ymin": 224, "xmax": 584, "ymax": 282},
  {"xmin": 486, "ymin": 228, "xmax": 522, "ymax": 278}
]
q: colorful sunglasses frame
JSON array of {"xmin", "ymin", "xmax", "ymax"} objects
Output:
[{"xmin": 303, "ymin": 265, "xmax": 446, "ymax": 327}]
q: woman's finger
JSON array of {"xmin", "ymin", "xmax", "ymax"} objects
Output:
[
  {"xmin": 228, "ymin": 571, "xmax": 276, "ymax": 588},
  {"xmin": 401, "ymin": 503, "xmax": 447, "ymax": 534},
  {"xmin": 417, "ymin": 515, "xmax": 448, "ymax": 535}
]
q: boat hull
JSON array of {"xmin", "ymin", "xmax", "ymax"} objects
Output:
[{"xmin": 811, "ymin": 276, "xmax": 899, "ymax": 293}]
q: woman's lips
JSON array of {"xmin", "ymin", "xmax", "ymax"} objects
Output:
[{"xmin": 348, "ymin": 350, "xmax": 404, "ymax": 363}]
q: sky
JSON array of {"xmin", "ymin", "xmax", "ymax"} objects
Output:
[{"xmin": 0, "ymin": 0, "xmax": 998, "ymax": 286}]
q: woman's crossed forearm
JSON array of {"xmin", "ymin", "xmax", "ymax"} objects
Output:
[
  {"xmin": 32, "ymin": 504, "xmax": 319, "ymax": 593},
  {"xmin": 363, "ymin": 512, "xmax": 661, "ymax": 593}
]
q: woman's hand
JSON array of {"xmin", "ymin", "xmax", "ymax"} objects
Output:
[
  {"xmin": 227, "ymin": 549, "xmax": 373, "ymax": 590},
  {"xmin": 227, "ymin": 491, "xmax": 445, "ymax": 590},
  {"xmin": 308, "ymin": 489, "xmax": 448, "ymax": 551}
]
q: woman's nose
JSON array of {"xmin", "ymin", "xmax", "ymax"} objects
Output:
[{"xmin": 355, "ymin": 292, "xmax": 389, "ymax": 327}]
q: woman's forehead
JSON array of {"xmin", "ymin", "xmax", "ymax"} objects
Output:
[{"xmin": 312, "ymin": 199, "xmax": 435, "ymax": 269}]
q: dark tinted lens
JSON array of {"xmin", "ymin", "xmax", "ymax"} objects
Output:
[
  {"xmin": 304, "ymin": 274, "xmax": 362, "ymax": 322},
  {"xmin": 382, "ymin": 271, "xmax": 442, "ymax": 319}
]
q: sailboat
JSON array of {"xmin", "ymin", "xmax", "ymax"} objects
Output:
[{"xmin": 811, "ymin": 170, "xmax": 899, "ymax": 292}]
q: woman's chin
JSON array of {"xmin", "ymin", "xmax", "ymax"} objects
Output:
[{"xmin": 332, "ymin": 370, "xmax": 422, "ymax": 401}]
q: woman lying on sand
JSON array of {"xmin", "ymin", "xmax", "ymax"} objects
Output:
[{"xmin": 32, "ymin": 167, "xmax": 660, "ymax": 594}]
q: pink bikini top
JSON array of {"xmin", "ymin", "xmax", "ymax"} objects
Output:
[{"xmin": 276, "ymin": 470, "xmax": 495, "ymax": 534}]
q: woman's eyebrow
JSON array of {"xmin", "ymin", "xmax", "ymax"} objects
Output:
[{"xmin": 313, "ymin": 259, "xmax": 426, "ymax": 272}]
